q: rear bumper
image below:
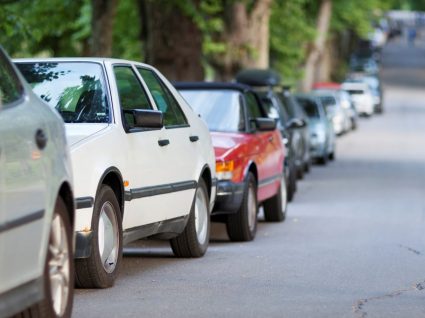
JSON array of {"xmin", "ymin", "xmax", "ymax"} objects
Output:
[{"xmin": 212, "ymin": 180, "xmax": 244, "ymax": 214}]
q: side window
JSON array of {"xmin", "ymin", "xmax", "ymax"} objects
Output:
[
  {"xmin": 245, "ymin": 92, "xmax": 263, "ymax": 119},
  {"xmin": 137, "ymin": 68, "xmax": 187, "ymax": 128},
  {"xmin": 0, "ymin": 51, "xmax": 23, "ymax": 107},
  {"xmin": 114, "ymin": 66, "xmax": 152, "ymax": 129}
]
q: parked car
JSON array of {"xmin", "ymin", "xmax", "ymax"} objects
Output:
[
  {"xmin": 176, "ymin": 82, "xmax": 286, "ymax": 242},
  {"xmin": 16, "ymin": 58, "xmax": 217, "ymax": 288},
  {"xmin": 341, "ymin": 82, "xmax": 375, "ymax": 117},
  {"xmin": 0, "ymin": 47, "xmax": 75, "ymax": 317},
  {"xmin": 313, "ymin": 82, "xmax": 358, "ymax": 130},
  {"xmin": 314, "ymin": 90, "xmax": 351, "ymax": 135},
  {"xmin": 296, "ymin": 94, "xmax": 336, "ymax": 165},
  {"xmin": 235, "ymin": 69, "xmax": 311, "ymax": 181},
  {"xmin": 346, "ymin": 74, "xmax": 383, "ymax": 113}
]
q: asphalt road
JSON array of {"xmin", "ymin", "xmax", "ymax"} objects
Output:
[{"xmin": 73, "ymin": 34, "xmax": 425, "ymax": 318}]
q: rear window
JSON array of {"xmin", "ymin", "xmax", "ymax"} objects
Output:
[
  {"xmin": 17, "ymin": 62, "xmax": 110, "ymax": 123},
  {"xmin": 179, "ymin": 89, "xmax": 245, "ymax": 132},
  {"xmin": 347, "ymin": 90, "xmax": 364, "ymax": 95},
  {"xmin": 297, "ymin": 98, "xmax": 320, "ymax": 119}
]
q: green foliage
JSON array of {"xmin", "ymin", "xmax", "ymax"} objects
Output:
[
  {"xmin": 112, "ymin": 0, "xmax": 143, "ymax": 61},
  {"xmin": 269, "ymin": 0, "xmax": 315, "ymax": 84}
]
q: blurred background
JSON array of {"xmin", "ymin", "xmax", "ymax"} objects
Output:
[{"xmin": 0, "ymin": 0, "xmax": 423, "ymax": 91}]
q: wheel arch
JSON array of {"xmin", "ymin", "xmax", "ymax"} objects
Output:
[
  {"xmin": 58, "ymin": 181, "xmax": 75, "ymax": 226},
  {"xmin": 96, "ymin": 167, "xmax": 125, "ymax": 218},
  {"xmin": 199, "ymin": 164, "xmax": 212, "ymax": 199},
  {"xmin": 245, "ymin": 161, "xmax": 258, "ymax": 184}
]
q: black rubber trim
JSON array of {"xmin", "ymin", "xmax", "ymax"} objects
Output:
[
  {"xmin": 258, "ymin": 173, "xmax": 283, "ymax": 187},
  {"xmin": 75, "ymin": 197, "xmax": 94, "ymax": 209},
  {"xmin": 74, "ymin": 230, "xmax": 93, "ymax": 259},
  {"xmin": 125, "ymin": 180, "xmax": 197, "ymax": 201},
  {"xmin": 0, "ymin": 210, "xmax": 44, "ymax": 234}
]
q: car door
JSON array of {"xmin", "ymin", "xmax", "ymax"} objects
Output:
[
  {"xmin": 135, "ymin": 67, "xmax": 197, "ymax": 218},
  {"xmin": 0, "ymin": 52, "xmax": 48, "ymax": 292},
  {"xmin": 244, "ymin": 92, "xmax": 281, "ymax": 200}
]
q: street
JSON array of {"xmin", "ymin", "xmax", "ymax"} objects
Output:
[{"xmin": 73, "ymin": 36, "xmax": 425, "ymax": 318}]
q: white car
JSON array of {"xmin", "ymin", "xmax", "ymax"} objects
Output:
[
  {"xmin": 0, "ymin": 48, "xmax": 74, "ymax": 317},
  {"xmin": 341, "ymin": 82, "xmax": 375, "ymax": 116},
  {"xmin": 16, "ymin": 58, "xmax": 217, "ymax": 288}
]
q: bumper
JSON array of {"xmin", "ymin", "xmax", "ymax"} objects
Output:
[
  {"xmin": 310, "ymin": 142, "xmax": 327, "ymax": 158},
  {"xmin": 212, "ymin": 180, "xmax": 244, "ymax": 214}
]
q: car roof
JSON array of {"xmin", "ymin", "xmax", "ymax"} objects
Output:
[
  {"xmin": 313, "ymin": 82, "xmax": 341, "ymax": 89},
  {"xmin": 174, "ymin": 81, "xmax": 253, "ymax": 93},
  {"xmin": 342, "ymin": 82, "xmax": 368, "ymax": 89},
  {"xmin": 235, "ymin": 69, "xmax": 281, "ymax": 87},
  {"xmin": 13, "ymin": 57, "xmax": 154, "ymax": 69}
]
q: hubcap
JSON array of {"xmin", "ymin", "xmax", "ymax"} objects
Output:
[
  {"xmin": 49, "ymin": 213, "xmax": 70, "ymax": 316},
  {"xmin": 98, "ymin": 202, "xmax": 119, "ymax": 273},
  {"xmin": 247, "ymin": 184, "xmax": 257, "ymax": 231},
  {"xmin": 194, "ymin": 187, "xmax": 209, "ymax": 244}
]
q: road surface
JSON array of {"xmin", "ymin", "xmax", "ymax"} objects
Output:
[{"xmin": 73, "ymin": 34, "xmax": 425, "ymax": 318}]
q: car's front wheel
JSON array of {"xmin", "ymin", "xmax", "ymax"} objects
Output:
[
  {"xmin": 263, "ymin": 174, "xmax": 287, "ymax": 222},
  {"xmin": 39, "ymin": 196, "xmax": 74, "ymax": 317},
  {"xmin": 75, "ymin": 185, "xmax": 123, "ymax": 288},
  {"xmin": 171, "ymin": 178, "xmax": 210, "ymax": 257},
  {"xmin": 226, "ymin": 173, "xmax": 258, "ymax": 242}
]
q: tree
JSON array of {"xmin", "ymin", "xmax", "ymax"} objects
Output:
[
  {"xmin": 301, "ymin": 0, "xmax": 333, "ymax": 91},
  {"xmin": 91, "ymin": 0, "xmax": 117, "ymax": 56},
  {"xmin": 205, "ymin": 0, "xmax": 273, "ymax": 81},
  {"xmin": 139, "ymin": 0, "xmax": 204, "ymax": 81}
]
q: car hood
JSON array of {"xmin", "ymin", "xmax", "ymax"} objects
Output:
[
  {"xmin": 211, "ymin": 131, "xmax": 250, "ymax": 160},
  {"xmin": 65, "ymin": 123, "xmax": 109, "ymax": 147}
]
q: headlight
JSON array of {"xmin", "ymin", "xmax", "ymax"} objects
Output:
[{"xmin": 216, "ymin": 160, "xmax": 234, "ymax": 180}]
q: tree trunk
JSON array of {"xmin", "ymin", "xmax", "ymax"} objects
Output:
[
  {"xmin": 140, "ymin": 0, "xmax": 204, "ymax": 81},
  {"xmin": 301, "ymin": 0, "xmax": 332, "ymax": 92},
  {"xmin": 91, "ymin": 0, "xmax": 117, "ymax": 57},
  {"xmin": 209, "ymin": 0, "xmax": 272, "ymax": 81}
]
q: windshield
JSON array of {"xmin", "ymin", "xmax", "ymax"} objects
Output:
[
  {"xmin": 179, "ymin": 89, "xmax": 244, "ymax": 132},
  {"xmin": 297, "ymin": 98, "xmax": 320, "ymax": 119},
  {"xmin": 17, "ymin": 62, "xmax": 110, "ymax": 123},
  {"xmin": 347, "ymin": 90, "xmax": 364, "ymax": 95}
]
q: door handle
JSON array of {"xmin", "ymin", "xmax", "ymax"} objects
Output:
[
  {"xmin": 35, "ymin": 129, "xmax": 48, "ymax": 150},
  {"xmin": 268, "ymin": 136, "xmax": 274, "ymax": 142},
  {"xmin": 158, "ymin": 139, "xmax": 170, "ymax": 147},
  {"xmin": 189, "ymin": 136, "xmax": 199, "ymax": 142}
]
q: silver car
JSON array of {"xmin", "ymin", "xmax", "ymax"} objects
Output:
[
  {"xmin": 0, "ymin": 47, "xmax": 74, "ymax": 317},
  {"xmin": 296, "ymin": 94, "xmax": 336, "ymax": 164}
]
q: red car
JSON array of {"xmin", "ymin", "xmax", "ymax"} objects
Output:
[{"xmin": 176, "ymin": 82, "xmax": 287, "ymax": 241}]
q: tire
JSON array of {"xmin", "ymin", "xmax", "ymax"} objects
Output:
[
  {"xmin": 170, "ymin": 179, "xmax": 210, "ymax": 258},
  {"xmin": 304, "ymin": 159, "xmax": 311, "ymax": 173},
  {"xmin": 297, "ymin": 165, "xmax": 304, "ymax": 180},
  {"xmin": 75, "ymin": 185, "xmax": 123, "ymax": 288},
  {"xmin": 263, "ymin": 174, "xmax": 287, "ymax": 222},
  {"xmin": 38, "ymin": 196, "xmax": 74, "ymax": 317},
  {"xmin": 329, "ymin": 151, "xmax": 335, "ymax": 161},
  {"xmin": 287, "ymin": 170, "xmax": 295, "ymax": 203},
  {"xmin": 226, "ymin": 173, "xmax": 257, "ymax": 242},
  {"xmin": 317, "ymin": 153, "xmax": 328, "ymax": 165}
]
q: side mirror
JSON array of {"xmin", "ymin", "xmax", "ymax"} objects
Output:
[
  {"xmin": 254, "ymin": 117, "xmax": 277, "ymax": 131},
  {"xmin": 286, "ymin": 118, "xmax": 306, "ymax": 130},
  {"xmin": 131, "ymin": 109, "xmax": 164, "ymax": 129}
]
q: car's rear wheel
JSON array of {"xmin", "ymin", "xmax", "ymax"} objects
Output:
[
  {"xmin": 75, "ymin": 185, "xmax": 122, "ymax": 288},
  {"xmin": 39, "ymin": 196, "xmax": 74, "ymax": 317},
  {"xmin": 171, "ymin": 179, "xmax": 210, "ymax": 257},
  {"xmin": 263, "ymin": 174, "xmax": 287, "ymax": 222},
  {"xmin": 226, "ymin": 173, "xmax": 257, "ymax": 242}
]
